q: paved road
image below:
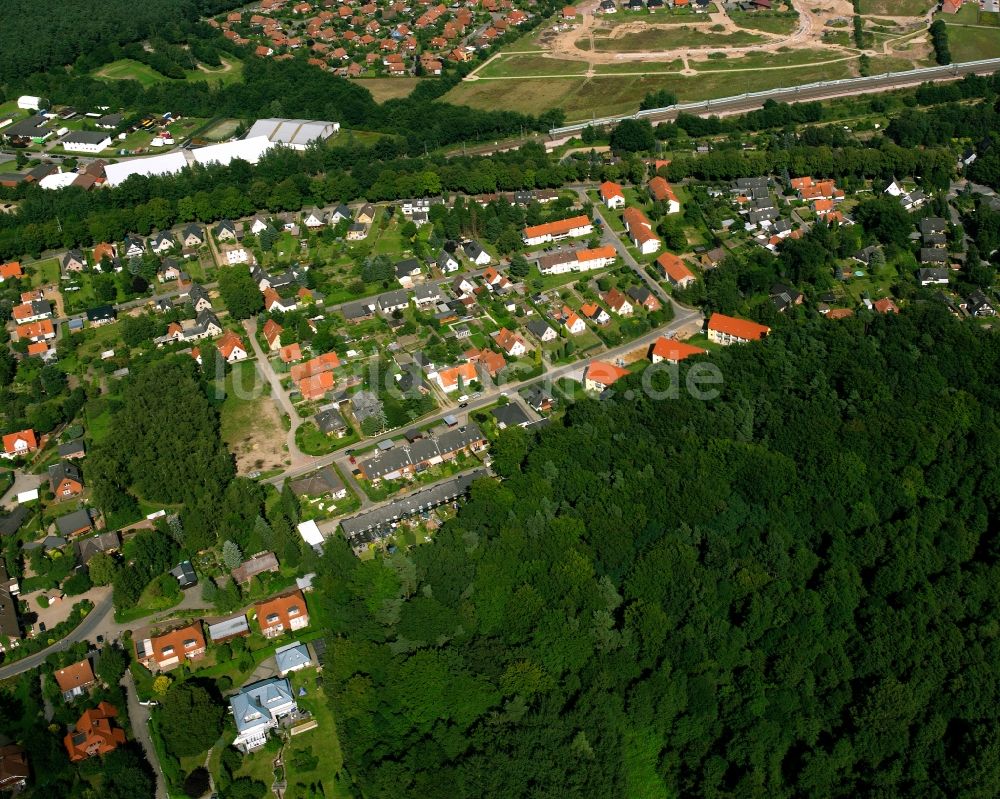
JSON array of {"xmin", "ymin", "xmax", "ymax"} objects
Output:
[
  {"xmin": 0, "ymin": 592, "xmax": 114, "ymax": 680},
  {"xmin": 123, "ymin": 669, "xmax": 169, "ymax": 799}
]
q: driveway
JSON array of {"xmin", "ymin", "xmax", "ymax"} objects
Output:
[{"xmin": 0, "ymin": 471, "xmax": 43, "ymax": 510}]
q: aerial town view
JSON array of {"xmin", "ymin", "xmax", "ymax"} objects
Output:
[{"xmin": 1, "ymin": 0, "xmax": 1000, "ymax": 797}]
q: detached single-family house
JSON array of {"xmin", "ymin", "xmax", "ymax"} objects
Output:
[
  {"xmin": 123, "ymin": 235, "xmax": 145, "ymax": 259},
  {"xmin": 48, "ymin": 461, "xmax": 84, "ymax": 498},
  {"xmin": 437, "ymin": 250, "xmax": 460, "ymax": 273},
  {"xmin": 217, "ymin": 331, "xmax": 249, "ymax": 363},
  {"xmin": 63, "ymin": 703, "xmax": 126, "ymax": 762},
  {"xmin": 86, "ymin": 305, "xmax": 117, "ymax": 327},
  {"xmin": 464, "ymin": 241, "xmax": 491, "ymax": 266},
  {"xmin": 303, "ymin": 208, "xmax": 326, "ymax": 228},
  {"xmin": 648, "ymin": 176, "xmax": 680, "ymax": 213},
  {"xmin": 581, "ymin": 303, "xmax": 611, "ymax": 326},
  {"xmin": 561, "ymin": 306, "xmax": 586, "ymax": 335},
  {"xmin": 181, "ymin": 224, "xmax": 205, "ymax": 249},
  {"xmin": 356, "ymin": 204, "xmax": 376, "ymax": 224},
  {"xmin": 135, "ymin": 622, "xmax": 206, "ymax": 671},
  {"xmin": 493, "ymin": 328, "xmax": 528, "ymax": 357},
  {"xmin": 262, "ymin": 319, "xmax": 283, "ymax": 351},
  {"xmin": 655, "ymin": 252, "xmax": 695, "ymax": 288},
  {"xmin": 255, "ymin": 590, "xmax": 310, "ymax": 638},
  {"xmin": 601, "ymin": 288, "xmax": 633, "ymax": 316},
  {"xmin": 623, "ymin": 207, "xmax": 660, "ymax": 255},
  {"xmin": 214, "ymin": 220, "xmax": 239, "ymax": 241},
  {"xmin": 55, "ymin": 658, "xmax": 96, "ymax": 701},
  {"xmin": 148, "ymin": 231, "xmax": 176, "ymax": 255},
  {"xmin": 526, "ymin": 318, "xmax": 557, "ymax": 342},
  {"xmin": 274, "ymin": 641, "xmax": 313, "ymax": 676},
  {"xmin": 230, "ymin": 678, "xmax": 297, "ymax": 752},
  {"xmin": 917, "ymin": 267, "xmax": 949, "ymax": 286},
  {"xmin": 435, "ymin": 361, "xmax": 478, "ymax": 393},
  {"xmin": 2, "ymin": 429, "xmax": 37, "ymax": 459},
  {"xmin": 62, "ymin": 250, "xmax": 87, "ymax": 273}
]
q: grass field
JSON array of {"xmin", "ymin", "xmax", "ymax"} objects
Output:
[
  {"xmin": 94, "ymin": 55, "xmax": 244, "ymax": 88},
  {"xmin": 728, "ymin": 10, "xmax": 800, "ymax": 35},
  {"xmin": 946, "ymin": 22, "xmax": 1000, "ymax": 61},
  {"xmin": 690, "ymin": 48, "xmax": 847, "ymax": 70},
  {"xmin": 859, "ymin": 0, "xmax": 932, "ymax": 14},
  {"xmin": 479, "ymin": 54, "xmax": 589, "ymax": 77},
  {"xmin": 220, "ymin": 360, "xmax": 288, "ymax": 475},
  {"xmin": 447, "ymin": 59, "xmax": 855, "ymax": 120},
  {"xmin": 202, "ymin": 118, "xmax": 242, "ymax": 141},
  {"xmin": 94, "ymin": 59, "xmax": 169, "ymax": 87},
  {"xmin": 357, "ymin": 77, "xmax": 425, "ymax": 102},
  {"xmin": 592, "ymin": 26, "xmax": 764, "ymax": 52},
  {"xmin": 593, "ymin": 59, "xmax": 684, "ymax": 74}
]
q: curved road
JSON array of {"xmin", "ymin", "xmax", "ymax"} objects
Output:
[{"xmin": 0, "ymin": 592, "xmax": 114, "ymax": 680}]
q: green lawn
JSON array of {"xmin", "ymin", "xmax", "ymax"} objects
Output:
[
  {"xmin": 946, "ymin": 22, "xmax": 1000, "ymax": 60},
  {"xmin": 184, "ymin": 55, "xmax": 245, "ymax": 86},
  {"xmin": 479, "ymin": 54, "xmax": 589, "ymax": 78},
  {"xmin": 93, "ymin": 59, "xmax": 170, "ymax": 87},
  {"xmin": 29, "ymin": 258, "xmax": 60, "ymax": 287},
  {"xmin": 592, "ymin": 26, "xmax": 765, "ymax": 52},
  {"xmin": 728, "ymin": 10, "xmax": 800, "ymax": 35},
  {"xmin": 859, "ymin": 0, "xmax": 932, "ymax": 14},
  {"xmin": 295, "ymin": 421, "xmax": 360, "ymax": 456}
]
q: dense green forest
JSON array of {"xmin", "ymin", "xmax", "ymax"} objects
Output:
[
  {"xmin": 313, "ymin": 306, "xmax": 1000, "ymax": 798},
  {"xmin": 0, "ymin": 0, "xmax": 244, "ymax": 84}
]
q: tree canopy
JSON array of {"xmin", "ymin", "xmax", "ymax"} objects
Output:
[{"xmin": 315, "ymin": 305, "xmax": 1000, "ymax": 798}]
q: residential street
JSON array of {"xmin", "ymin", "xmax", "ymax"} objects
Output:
[{"xmin": 122, "ymin": 669, "xmax": 168, "ymax": 799}]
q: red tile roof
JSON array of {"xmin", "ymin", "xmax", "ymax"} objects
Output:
[
  {"xmin": 585, "ymin": 360, "xmax": 630, "ymax": 387},
  {"xmin": 55, "ymin": 659, "xmax": 96, "ymax": 693},
  {"xmin": 523, "ymin": 215, "xmax": 590, "ymax": 240},
  {"xmin": 3, "ymin": 429, "xmax": 37, "ymax": 456},
  {"xmin": 64, "ymin": 702, "xmax": 126, "ymax": 761},
  {"xmin": 708, "ymin": 313, "xmax": 770, "ymax": 341},
  {"xmin": 651, "ymin": 337, "xmax": 706, "ymax": 363}
]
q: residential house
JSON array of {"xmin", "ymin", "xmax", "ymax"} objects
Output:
[
  {"xmin": 214, "ymin": 220, "xmax": 239, "ymax": 241},
  {"xmin": 414, "ymin": 283, "xmax": 442, "ymax": 307},
  {"xmin": 356, "ymin": 203, "xmax": 376, "ymax": 224},
  {"xmin": 522, "ymin": 215, "xmax": 593, "ymax": 246},
  {"xmin": 55, "ymin": 509, "xmax": 93, "ymax": 538},
  {"xmin": 350, "ymin": 391, "xmax": 384, "ymax": 424},
  {"xmin": 358, "ymin": 424, "xmax": 486, "ymax": 482},
  {"xmin": 2, "ymin": 429, "xmax": 37, "ymax": 459},
  {"xmin": 464, "ymin": 241, "xmax": 491, "ymax": 265},
  {"xmin": 491, "ymin": 403, "xmax": 531, "ymax": 430},
  {"xmin": 437, "ymin": 250, "xmax": 460, "ymax": 273},
  {"xmin": 63, "ymin": 703, "xmax": 126, "ymax": 762},
  {"xmin": 157, "ymin": 258, "xmax": 183, "ymax": 283},
  {"xmin": 231, "ymin": 551, "xmax": 280, "ymax": 584},
  {"xmin": 452, "ymin": 276, "xmax": 477, "ymax": 297},
  {"xmin": 330, "ymin": 204, "xmax": 352, "ymax": 224},
  {"xmin": 967, "ymin": 290, "xmax": 996, "ymax": 317},
  {"xmin": 464, "ymin": 347, "xmax": 506, "ymax": 378},
  {"xmin": 872, "ymin": 298, "xmax": 899, "ymax": 314},
  {"xmin": 523, "ymin": 385, "xmax": 554, "ymax": 413},
  {"xmin": 12, "ymin": 299, "xmax": 52, "ymax": 324},
  {"xmin": 221, "ymin": 243, "xmax": 251, "ymax": 265},
  {"xmin": 48, "ymin": 461, "xmax": 84, "ymax": 499},
  {"xmin": 62, "ymin": 250, "xmax": 87, "ymax": 273},
  {"xmin": 481, "ymin": 267, "xmax": 511, "ymax": 293},
  {"xmin": 289, "ymin": 466, "xmax": 346, "ymax": 500},
  {"xmin": 581, "ymin": 303, "xmax": 611, "ymax": 326},
  {"xmin": 74, "ymin": 531, "xmax": 120, "ymax": 565},
  {"xmin": 280, "ymin": 343, "xmax": 303, "ymax": 363},
  {"xmin": 274, "ymin": 641, "xmax": 313, "ymax": 676},
  {"xmin": 249, "ymin": 215, "xmax": 271, "ymax": 235},
  {"xmin": 395, "ymin": 258, "xmax": 423, "ymax": 288},
  {"xmin": 58, "ymin": 440, "xmax": 86, "ymax": 460},
  {"xmin": 648, "ymin": 176, "xmax": 680, "ymax": 213},
  {"xmin": 650, "ymin": 337, "xmax": 706, "ymax": 364},
  {"xmin": 206, "ymin": 614, "xmax": 251, "ymax": 644},
  {"xmin": 655, "ymin": 252, "xmax": 695, "ymax": 288},
  {"xmin": 123, "ymin": 234, "xmax": 145, "ymax": 259},
  {"xmin": 181, "ymin": 224, "xmax": 205, "ymax": 249},
  {"xmin": 303, "ymin": 208, "xmax": 326, "ymax": 228},
  {"xmin": 256, "ymin": 590, "xmax": 310, "ymax": 638},
  {"xmin": 189, "ymin": 284, "xmax": 213, "ymax": 312},
  {"xmin": 148, "ymin": 231, "xmax": 176, "ymax": 255},
  {"xmin": 707, "ymin": 313, "xmax": 770, "ymax": 345},
  {"xmin": 86, "ymin": 305, "xmax": 117, "ymax": 327},
  {"xmin": 917, "ymin": 267, "xmax": 949, "ymax": 286},
  {"xmin": 493, "ymin": 328, "xmax": 528, "ymax": 357},
  {"xmin": 262, "ymin": 319, "xmax": 283, "ymax": 351},
  {"xmin": 263, "ymin": 288, "xmax": 298, "ymax": 313},
  {"xmin": 347, "ymin": 223, "xmax": 368, "ymax": 241},
  {"xmin": 919, "ymin": 248, "xmax": 948, "ymax": 265},
  {"xmin": 377, "ymin": 289, "xmax": 410, "ymax": 314},
  {"xmin": 526, "ymin": 318, "xmax": 557, "ymax": 342},
  {"xmin": 0, "ymin": 261, "xmax": 24, "ymax": 282},
  {"xmin": 55, "ymin": 658, "xmax": 96, "ymax": 702},
  {"xmin": 135, "ymin": 622, "xmax": 206, "ymax": 670},
  {"xmin": 435, "ymin": 361, "xmax": 478, "ymax": 393},
  {"xmin": 231, "ymin": 678, "xmax": 297, "ymax": 751},
  {"xmin": 770, "ymin": 284, "xmax": 804, "ymax": 312},
  {"xmin": 627, "ymin": 285, "xmax": 661, "ymax": 312},
  {"xmin": 217, "ymin": 332, "xmax": 248, "ymax": 363},
  {"xmin": 0, "ymin": 745, "xmax": 29, "ymax": 792},
  {"xmin": 315, "ymin": 407, "xmax": 349, "ymax": 437},
  {"xmin": 16, "ymin": 320, "xmax": 56, "ymax": 343},
  {"xmin": 602, "ymin": 288, "xmax": 633, "ymax": 316},
  {"xmin": 622, "ymin": 207, "xmax": 660, "ymax": 255},
  {"xmin": 599, "ymin": 180, "xmax": 625, "ymax": 209},
  {"xmin": 561, "ymin": 306, "xmax": 586, "ymax": 335},
  {"xmin": 584, "ymin": 360, "xmax": 630, "ymax": 392},
  {"xmin": 537, "ymin": 245, "xmax": 616, "ymax": 275}
]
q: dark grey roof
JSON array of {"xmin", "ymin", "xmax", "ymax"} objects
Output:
[
  {"xmin": 0, "ymin": 506, "xmax": 27, "ymax": 537},
  {"xmin": 182, "ymin": 223, "xmax": 204, "ymax": 241},
  {"xmin": 491, "ymin": 403, "xmax": 530, "ymax": 428},
  {"xmin": 340, "ymin": 469, "xmax": 488, "ymax": 541},
  {"xmin": 523, "ymin": 384, "xmax": 553, "ymax": 410},
  {"xmin": 919, "ymin": 248, "xmax": 948, "ymax": 263},
  {"xmin": 342, "ymin": 301, "xmax": 374, "ymax": 320},
  {"xmin": 395, "ymin": 258, "xmax": 421, "ymax": 277},
  {"xmin": 378, "ymin": 289, "xmax": 409, "ymax": 310},
  {"xmin": 169, "ymin": 560, "xmax": 197, "ymax": 588},
  {"xmin": 74, "ymin": 531, "xmax": 120, "ymax": 564},
  {"xmin": 315, "ymin": 407, "xmax": 347, "ymax": 434},
  {"xmin": 55, "ymin": 508, "xmax": 93, "ymax": 536},
  {"xmin": 62, "ymin": 130, "xmax": 109, "ymax": 145},
  {"xmin": 920, "ymin": 217, "xmax": 947, "ymax": 235},
  {"xmin": 48, "ymin": 460, "xmax": 82, "ymax": 489},
  {"xmin": 350, "ymin": 390, "xmax": 384, "ymax": 422},
  {"xmin": 86, "ymin": 304, "xmax": 116, "ymax": 322},
  {"xmin": 289, "ymin": 467, "xmax": 345, "ymax": 497},
  {"xmin": 525, "ymin": 318, "xmax": 554, "ymax": 338}
]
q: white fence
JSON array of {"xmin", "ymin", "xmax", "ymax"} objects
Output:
[{"xmin": 548, "ymin": 58, "xmax": 1000, "ymax": 136}]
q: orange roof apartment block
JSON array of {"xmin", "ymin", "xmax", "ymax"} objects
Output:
[
  {"xmin": 650, "ymin": 337, "xmax": 706, "ymax": 364},
  {"xmin": 707, "ymin": 313, "xmax": 770, "ymax": 345},
  {"xmin": 291, "ymin": 352, "xmax": 341, "ymax": 381},
  {"xmin": 135, "ymin": 622, "xmax": 207, "ymax": 670},
  {"xmin": 55, "ymin": 658, "xmax": 96, "ymax": 700},
  {"xmin": 256, "ymin": 590, "xmax": 310, "ymax": 638},
  {"xmin": 64, "ymin": 702, "xmax": 126, "ymax": 762},
  {"xmin": 522, "ymin": 215, "xmax": 593, "ymax": 245},
  {"xmin": 299, "ymin": 370, "xmax": 335, "ymax": 400},
  {"xmin": 436, "ymin": 361, "xmax": 478, "ymax": 393}
]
